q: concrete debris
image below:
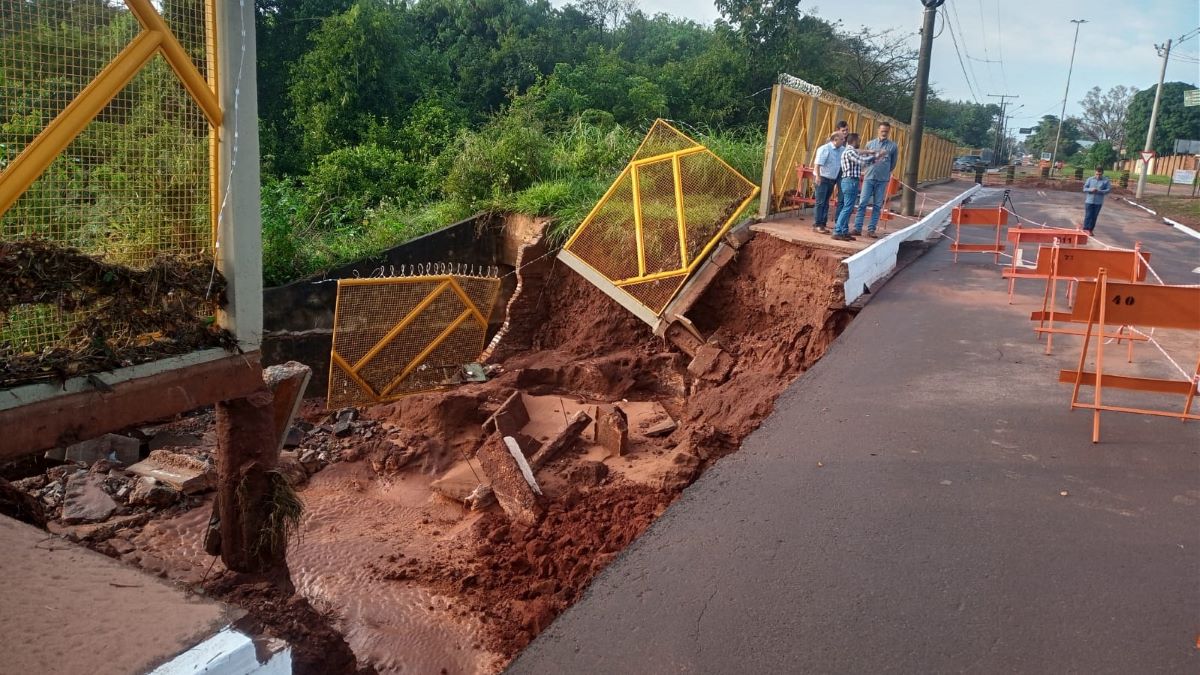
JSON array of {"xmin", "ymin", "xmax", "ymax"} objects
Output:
[
  {"xmin": 1, "ymin": 476, "xmax": 46, "ymax": 527},
  {"xmin": 147, "ymin": 431, "xmax": 203, "ymax": 451},
  {"xmin": 277, "ymin": 451, "xmax": 309, "ymax": 487},
  {"xmin": 13, "ymin": 475, "xmax": 47, "ymax": 492},
  {"xmin": 50, "ymin": 433, "xmax": 141, "ymax": 466},
  {"xmin": 657, "ymin": 450, "xmax": 702, "ymax": 492},
  {"xmin": 61, "ymin": 473, "xmax": 118, "ymax": 524},
  {"xmin": 128, "ymin": 477, "xmax": 180, "ymax": 507},
  {"xmin": 644, "ymin": 417, "xmax": 678, "ymax": 438},
  {"xmin": 263, "ymin": 361, "xmax": 313, "ymax": 451},
  {"xmin": 127, "ymin": 449, "xmax": 214, "ymax": 494},
  {"xmin": 596, "ymin": 405, "xmax": 629, "ymax": 457},
  {"xmin": 529, "ymin": 410, "xmax": 592, "ymax": 468},
  {"xmin": 332, "ymin": 419, "xmax": 354, "ymax": 438},
  {"xmin": 504, "ymin": 436, "xmax": 542, "ymax": 496},
  {"xmin": 476, "ymin": 433, "xmax": 544, "ymax": 526},
  {"xmin": 688, "ymin": 344, "xmax": 735, "ymax": 384},
  {"xmin": 283, "ymin": 426, "xmax": 305, "ymax": 448},
  {"xmin": 49, "ymin": 513, "xmax": 152, "ymax": 543},
  {"xmin": 485, "ymin": 391, "xmax": 531, "ymax": 437},
  {"xmin": 299, "ymin": 449, "xmax": 324, "ymax": 474},
  {"xmin": 566, "ymin": 460, "xmax": 609, "ymax": 487}
]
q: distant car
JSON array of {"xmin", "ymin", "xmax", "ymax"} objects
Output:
[{"xmin": 953, "ymin": 156, "xmax": 984, "ymax": 171}]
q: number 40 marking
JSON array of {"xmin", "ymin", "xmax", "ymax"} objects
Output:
[{"xmin": 1111, "ymin": 295, "xmax": 1136, "ymax": 306}]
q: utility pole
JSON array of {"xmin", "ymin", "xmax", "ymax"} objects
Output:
[
  {"xmin": 901, "ymin": 0, "xmax": 945, "ymax": 217},
  {"xmin": 988, "ymin": 94, "xmax": 1018, "ymax": 164},
  {"xmin": 1136, "ymin": 39, "xmax": 1172, "ymax": 199},
  {"xmin": 1050, "ymin": 19, "xmax": 1087, "ymax": 175}
]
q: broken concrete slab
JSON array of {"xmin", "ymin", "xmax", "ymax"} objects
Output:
[
  {"xmin": 126, "ymin": 450, "xmax": 214, "ymax": 494},
  {"xmin": 264, "ymin": 361, "xmax": 313, "ymax": 451},
  {"xmin": 596, "ymin": 405, "xmax": 629, "ymax": 457},
  {"xmin": 688, "ymin": 343, "xmax": 735, "ymax": 384},
  {"xmin": 529, "ymin": 410, "xmax": 592, "ymax": 468},
  {"xmin": 504, "ymin": 436, "xmax": 542, "ymax": 496},
  {"xmin": 50, "ymin": 434, "xmax": 141, "ymax": 466},
  {"xmin": 475, "ymin": 434, "xmax": 544, "ymax": 526},
  {"xmin": 484, "ymin": 391, "xmax": 531, "ymax": 437},
  {"xmin": 128, "ymin": 477, "xmax": 180, "ymax": 508},
  {"xmin": 61, "ymin": 473, "xmax": 118, "ymax": 524}
]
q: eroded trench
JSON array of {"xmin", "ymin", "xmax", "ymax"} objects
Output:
[{"xmin": 74, "ymin": 231, "xmax": 855, "ymax": 673}]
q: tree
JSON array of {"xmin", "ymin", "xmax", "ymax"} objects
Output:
[
  {"xmin": 831, "ymin": 28, "xmax": 917, "ymax": 120},
  {"xmin": 1123, "ymin": 81, "xmax": 1200, "ymax": 157},
  {"xmin": 1077, "ymin": 85, "xmax": 1136, "ymax": 153},
  {"xmin": 924, "ymin": 99, "xmax": 999, "ymax": 148},
  {"xmin": 1023, "ymin": 115, "xmax": 1082, "ymax": 158}
]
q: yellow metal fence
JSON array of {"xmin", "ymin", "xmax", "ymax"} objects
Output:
[
  {"xmin": 0, "ymin": 0, "xmax": 218, "ymax": 355},
  {"xmin": 563, "ymin": 120, "xmax": 759, "ymax": 316},
  {"xmin": 762, "ymin": 76, "xmax": 955, "ymax": 217},
  {"xmin": 328, "ymin": 274, "xmax": 501, "ymax": 408}
]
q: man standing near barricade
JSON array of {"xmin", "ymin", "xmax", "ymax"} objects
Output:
[
  {"xmin": 1081, "ymin": 166, "xmax": 1111, "ymax": 232},
  {"xmin": 833, "ymin": 133, "xmax": 877, "ymax": 241},
  {"xmin": 854, "ymin": 122, "xmax": 898, "ymax": 238},
  {"xmin": 811, "ymin": 132, "xmax": 845, "ymax": 234}
]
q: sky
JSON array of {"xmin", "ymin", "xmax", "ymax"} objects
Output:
[{"xmin": 551, "ymin": 0, "xmax": 1200, "ymax": 132}]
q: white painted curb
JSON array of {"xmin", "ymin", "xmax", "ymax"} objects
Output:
[{"xmin": 842, "ymin": 184, "xmax": 982, "ymax": 304}]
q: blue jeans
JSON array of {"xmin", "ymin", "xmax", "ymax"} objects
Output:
[
  {"xmin": 854, "ymin": 177, "xmax": 888, "ymax": 233},
  {"xmin": 1083, "ymin": 202, "xmax": 1102, "ymax": 231},
  {"xmin": 834, "ymin": 177, "xmax": 860, "ymax": 236},
  {"xmin": 813, "ymin": 177, "xmax": 836, "ymax": 226}
]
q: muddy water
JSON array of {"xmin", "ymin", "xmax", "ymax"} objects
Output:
[{"xmin": 290, "ymin": 462, "xmax": 499, "ymax": 674}]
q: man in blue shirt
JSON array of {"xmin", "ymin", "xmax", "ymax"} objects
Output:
[
  {"xmin": 811, "ymin": 132, "xmax": 845, "ymax": 233},
  {"xmin": 1081, "ymin": 166, "xmax": 1112, "ymax": 232},
  {"xmin": 854, "ymin": 122, "xmax": 899, "ymax": 238}
]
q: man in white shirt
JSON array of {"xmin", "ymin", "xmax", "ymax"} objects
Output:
[{"xmin": 811, "ymin": 131, "xmax": 846, "ymax": 233}]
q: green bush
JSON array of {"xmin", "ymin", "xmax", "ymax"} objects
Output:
[
  {"xmin": 444, "ymin": 112, "xmax": 550, "ymax": 208},
  {"xmin": 304, "ymin": 143, "xmax": 426, "ymax": 230}
]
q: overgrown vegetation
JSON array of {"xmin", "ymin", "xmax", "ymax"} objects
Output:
[{"xmin": 253, "ymin": 0, "xmax": 1001, "ymax": 285}]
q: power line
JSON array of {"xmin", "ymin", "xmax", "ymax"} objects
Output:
[
  {"xmin": 948, "ymin": 0, "xmax": 985, "ymax": 98},
  {"xmin": 941, "ymin": 6, "xmax": 980, "ymax": 103},
  {"xmin": 976, "ymin": 0, "xmax": 996, "ymax": 92},
  {"xmin": 993, "ymin": 0, "xmax": 1009, "ymax": 91}
]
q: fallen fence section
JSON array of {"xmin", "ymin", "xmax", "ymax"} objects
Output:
[
  {"xmin": 327, "ymin": 273, "xmax": 501, "ymax": 408},
  {"xmin": 558, "ymin": 119, "xmax": 759, "ymax": 332},
  {"xmin": 841, "ymin": 185, "xmax": 981, "ymax": 305}
]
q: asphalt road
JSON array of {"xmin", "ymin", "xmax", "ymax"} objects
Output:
[{"xmin": 510, "ymin": 186, "xmax": 1200, "ymax": 674}]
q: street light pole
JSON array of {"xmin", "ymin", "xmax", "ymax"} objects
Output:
[
  {"xmin": 1135, "ymin": 39, "xmax": 1172, "ymax": 199},
  {"xmin": 1050, "ymin": 19, "xmax": 1086, "ymax": 175},
  {"xmin": 901, "ymin": 0, "xmax": 945, "ymax": 217}
]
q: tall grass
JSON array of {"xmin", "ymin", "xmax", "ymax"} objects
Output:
[{"xmin": 261, "ymin": 118, "xmax": 768, "ymax": 285}]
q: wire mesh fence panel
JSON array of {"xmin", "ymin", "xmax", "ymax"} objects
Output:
[
  {"xmin": 0, "ymin": 0, "xmax": 219, "ymax": 371},
  {"xmin": 328, "ymin": 274, "xmax": 501, "ymax": 408},
  {"xmin": 565, "ymin": 120, "xmax": 759, "ymax": 317}
]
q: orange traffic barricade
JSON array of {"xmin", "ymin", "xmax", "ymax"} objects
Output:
[
  {"xmin": 1058, "ymin": 268, "xmax": 1200, "ymax": 443},
  {"xmin": 950, "ymin": 200, "xmax": 1010, "ymax": 262},
  {"xmin": 1001, "ymin": 227, "xmax": 1089, "ymax": 303},
  {"xmin": 790, "ymin": 164, "xmax": 818, "ymax": 209},
  {"xmin": 1030, "ymin": 243, "xmax": 1150, "ymax": 357}
]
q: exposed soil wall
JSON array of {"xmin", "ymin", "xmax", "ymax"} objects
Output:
[{"xmin": 18, "ymin": 230, "xmax": 860, "ymax": 675}]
